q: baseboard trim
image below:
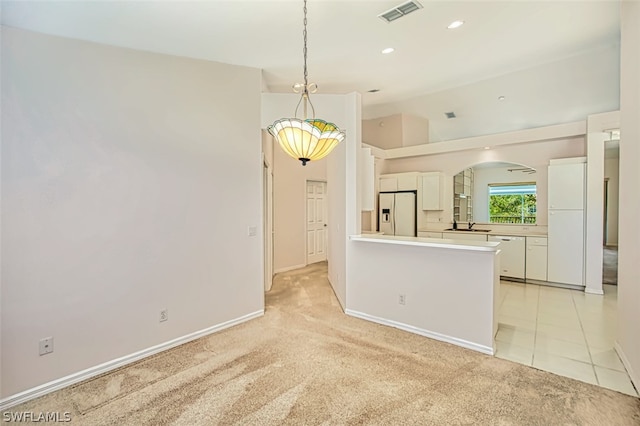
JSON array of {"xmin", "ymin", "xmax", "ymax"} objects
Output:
[
  {"xmin": 614, "ymin": 341, "xmax": 639, "ymax": 392},
  {"xmin": 0, "ymin": 310, "xmax": 264, "ymax": 411},
  {"xmin": 585, "ymin": 287, "xmax": 605, "ymax": 295},
  {"xmin": 345, "ymin": 309, "xmax": 494, "ymax": 356},
  {"xmin": 327, "ymin": 276, "xmax": 345, "ymax": 312},
  {"xmin": 274, "ymin": 264, "xmax": 306, "ymax": 274},
  {"xmin": 539, "ymin": 281, "xmax": 586, "ymax": 291}
]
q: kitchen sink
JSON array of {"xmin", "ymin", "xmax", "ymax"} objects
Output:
[{"xmin": 444, "ymin": 228, "xmax": 491, "ymax": 232}]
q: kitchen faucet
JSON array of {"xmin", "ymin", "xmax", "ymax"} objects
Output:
[{"xmin": 468, "ymin": 222, "xmax": 476, "ymax": 230}]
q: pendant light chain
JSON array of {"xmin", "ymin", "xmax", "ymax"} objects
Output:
[
  {"xmin": 294, "ymin": 0, "xmax": 315, "ymax": 120},
  {"xmin": 268, "ymin": 0, "xmax": 343, "ymax": 166},
  {"xmin": 303, "ymin": 0, "xmax": 308, "ymax": 95}
]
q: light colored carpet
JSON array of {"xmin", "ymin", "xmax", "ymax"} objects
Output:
[{"xmin": 5, "ymin": 262, "xmax": 640, "ymax": 425}]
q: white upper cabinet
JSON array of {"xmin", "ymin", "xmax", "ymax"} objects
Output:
[
  {"xmin": 379, "ymin": 173, "xmax": 418, "ymax": 192},
  {"xmin": 548, "ymin": 160, "xmax": 586, "ymax": 210},
  {"xmin": 379, "ymin": 176, "xmax": 398, "ymax": 192},
  {"xmin": 397, "ymin": 174, "xmax": 417, "ymax": 190},
  {"xmin": 421, "ymin": 172, "xmax": 444, "ymax": 210}
]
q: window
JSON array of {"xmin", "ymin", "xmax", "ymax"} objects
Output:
[{"xmin": 488, "ymin": 184, "xmax": 536, "ymax": 224}]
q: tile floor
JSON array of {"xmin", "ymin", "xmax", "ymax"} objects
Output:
[{"xmin": 496, "ymin": 281, "xmax": 638, "ymax": 397}]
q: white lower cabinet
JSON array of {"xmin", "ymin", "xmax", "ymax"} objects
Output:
[
  {"xmin": 488, "ymin": 235, "xmax": 525, "ymax": 280},
  {"xmin": 421, "ymin": 232, "xmax": 550, "ymax": 284},
  {"xmin": 418, "ymin": 231, "xmax": 443, "ymax": 238},
  {"xmin": 526, "ymin": 237, "xmax": 548, "ymax": 281},
  {"xmin": 444, "ymin": 232, "xmax": 488, "ymax": 242}
]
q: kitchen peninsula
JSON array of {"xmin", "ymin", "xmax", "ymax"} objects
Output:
[{"xmin": 347, "ymin": 234, "xmax": 500, "ymax": 355}]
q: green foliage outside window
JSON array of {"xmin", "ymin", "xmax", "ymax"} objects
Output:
[{"xmin": 489, "ymin": 185, "xmax": 536, "ymax": 224}]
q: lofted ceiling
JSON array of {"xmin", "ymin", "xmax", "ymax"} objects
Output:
[{"xmin": 1, "ymin": 0, "xmax": 622, "ymax": 141}]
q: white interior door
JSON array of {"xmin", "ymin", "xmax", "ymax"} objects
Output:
[{"xmin": 307, "ymin": 181, "xmax": 327, "ymax": 264}]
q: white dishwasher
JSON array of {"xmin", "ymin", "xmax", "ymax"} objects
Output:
[{"xmin": 488, "ymin": 235, "xmax": 526, "ymax": 280}]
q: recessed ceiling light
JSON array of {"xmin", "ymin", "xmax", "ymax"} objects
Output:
[
  {"xmin": 368, "ymin": 89, "xmax": 380, "ymax": 93},
  {"xmin": 447, "ymin": 20, "xmax": 464, "ymax": 29},
  {"xmin": 498, "ymin": 96, "xmax": 506, "ymax": 101},
  {"xmin": 484, "ymin": 146, "xmax": 491, "ymax": 150},
  {"xmin": 382, "ymin": 47, "xmax": 395, "ymax": 54}
]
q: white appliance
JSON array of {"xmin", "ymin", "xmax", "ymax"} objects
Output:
[
  {"xmin": 547, "ymin": 160, "xmax": 586, "ymax": 286},
  {"xmin": 378, "ymin": 191, "xmax": 416, "ymax": 237},
  {"xmin": 488, "ymin": 235, "xmax": 526, "ymax": 280}
]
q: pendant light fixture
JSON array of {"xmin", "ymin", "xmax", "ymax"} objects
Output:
[{"xmin": 268, "ymin": 0, "xmax": 345, "ymax": 166}]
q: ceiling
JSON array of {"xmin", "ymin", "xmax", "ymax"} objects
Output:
[{"xmin": 1, "ymin": 0, "xmax": 622, "ymax": 141}]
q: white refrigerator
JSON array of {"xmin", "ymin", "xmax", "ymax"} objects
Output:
[
  {"xmin": 547, "ymin": 161, "xmax": 586, "ymax": 286},
  {"xmin": 379, "ymin": 191, "xmax": 416, "ymax": 237}
]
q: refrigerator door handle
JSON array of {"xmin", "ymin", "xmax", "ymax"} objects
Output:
[{"xmin": 391, "ymin": 199, "xmax": 396, "ymax": 235}]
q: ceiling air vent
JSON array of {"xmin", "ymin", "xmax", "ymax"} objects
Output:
[
  {"xmin": 445, "ymin": 112, "xmax": 456, "ymax": 119},
  {"xmin": 378, "ymin": 0, "xmax": 423, "ymax": 23}
]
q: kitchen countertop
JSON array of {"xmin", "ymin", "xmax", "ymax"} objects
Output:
[
  {"xmin": 419, "ymin": 228, "xmax": 548, "ymax": 237},
  {"xmin": 350, "ymin": 234, "xmax": 500, "ymax": 252}
]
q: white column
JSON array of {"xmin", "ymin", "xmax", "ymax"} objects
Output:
[
  {"xmin": 585, "ymin": 132, "xmax": 607, "ymax": 294},
  {"xmin": 616, "ymin": 0, "xmax": 640, "ymax": 390}
]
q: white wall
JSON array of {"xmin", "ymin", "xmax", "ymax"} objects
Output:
[
  {"xmin": 1, "ymin": 28, "xmax": 264, "ymax": 399},
  {"xmin": 261, "ymin": 129, "xmax": 275, "ymax": 292},
  {"xmin": 347, "ymin": 239, "xmax": 499, "ymax": 354},
  {"xmin": 328, "ymin": 93, "xmax": 361, "ymax": 309},
  {"xmin": 262, "ymin": 129, "xmax": 274, "ymax": 168},
  {"xmin": 604, "ymin": 156, "xmax": 619, "ymax": 246},
  {"xmin": 583, "ymin": 110, "xmax": 620, "ymax": 294},
  {"xmin": 383, "ymin": 136, "xmax": 585, "ymax": 228},
  {"xmin": 617, "ymin": 0, "xmax": 640, "ymax": 391},
  {"xmin": 401, "ymin": 114, "xmax": 429, "ymax": 147},
  {"xmin": 362, "ymin": 113, "xmax": 429, "ymax": 150},
  {"xmin": 362, "ymin": 114, "xmax": 404, "ymax": 149}
]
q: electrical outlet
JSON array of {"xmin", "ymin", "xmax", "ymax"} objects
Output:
[
  {"xmin": 399, "ymin": 294, "xmax": 406, "ymax": 305},
  {"xmin": 248, "ymin": 226, "xmax": 257, "ymax": 236},
  {"xmin": 39, "ymin": 337, "xmax": 54, "ymax": 356},
  {"xmin": 160, "ymin": 309, "xmax": 169, "ymax": 322}
]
